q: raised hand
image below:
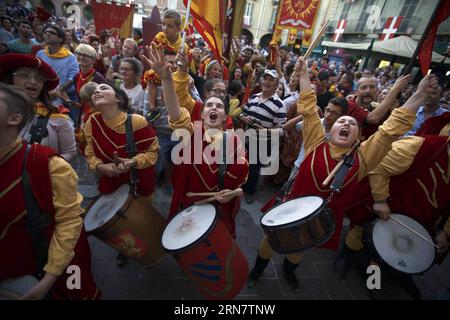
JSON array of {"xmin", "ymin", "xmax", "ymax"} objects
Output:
[
  {"xmin": 392, "ymin": 74, "xmax": 412, "ymax": 92},
  {"xmin": 416, "ymin": 74, "xmax": 440, "ymax": 96},
  {"xmin": 294, "ymin": 56, "xmax": 308, "ymax": 75},
  {"xmin": 144, "ymin": 44, "xmax": 173, "ymax": 80}
]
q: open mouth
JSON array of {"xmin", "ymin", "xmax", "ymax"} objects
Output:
[
  {"xmin": 339, "ymin": 127, "xmax": 350, "ymax": 138},
  {"xmin": 25, "ymin": 87, "xmax": 39, "ymax": 96},
  {"xmin": 209, "ymin": 112, "xmax": 218, "ymax": 121}
]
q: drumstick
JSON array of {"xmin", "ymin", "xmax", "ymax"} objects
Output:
[
  {"xmin": 113, "ymin": 151, "xmax": 119, "ymax": 166},
  {"xmin": 186, "ymin": 192, "xmax": 217, "ymax": 197},
  {"xmin": 194, "ymin": 188, "xmax": 244, "ymax": 205},
  {"xmin": 0, "ymin": 287, "xmax": 20, "ymax": 300},
  {"xmin": 304, "ymin": 21, "xmax": 329, "ymax": 61},
  {"xmin": 322, "ymin": 139, "xmax": 359, "ymax": 187},
  {"xmin": 390, "ymin": 216, "xmax": 439, "ymax": 249}
]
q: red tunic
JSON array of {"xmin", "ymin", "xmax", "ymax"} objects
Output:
[
  {"xmin": 0, "ymin": 142, "xmax": 100, "ymax": 299},
  {"xmin": 169, "ymin": 125, "xmax": 249, "ymax": 238},
  {"xmin": 347, "ymin": 135, "xmax": 450, "ymax": 233},
  {"xmin": 289, "ymin": 141, "xmax": 361, "ymax": 250},
  {"xmin": 415, "ymin": 112, "xmax": 450, "ymax": 136},
  {"xmin": 90, "ymin": 113, "xmax": 157, "ymax": 195}
]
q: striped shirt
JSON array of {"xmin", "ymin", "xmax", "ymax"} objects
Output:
[{"xmin": 242, "ymin": 93, "xmax": 287, "ymax": 128}]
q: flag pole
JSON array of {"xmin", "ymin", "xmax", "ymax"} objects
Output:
[
  {"xmin": 402, "ymin": 0, "xmax": 442, "ymax": 75},
  {"xmin": 181, "ymin": 0, "xmax": 193, "ymax": 52}
]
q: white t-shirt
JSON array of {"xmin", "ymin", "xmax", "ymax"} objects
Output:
[{"xmin": 120, "ymin": 83, "xmax": 145, "ymax": 112}]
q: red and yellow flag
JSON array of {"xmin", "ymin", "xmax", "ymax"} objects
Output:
[
  {"xmin": 272, "ymin": 0, "xmax": 321, "ymax": 47},
  {"xmin": 183, "ymin": 0, "xmax": 225, "ymax": 61},
  {"xmin": 92, "ymin": 2, "xmax": 134, "ymax": 39}
]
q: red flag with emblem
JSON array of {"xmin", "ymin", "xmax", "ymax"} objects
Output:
[
  {"xmin": 380, "ymin": 16, "xmax": 403, "ymax": 41},
  {"xmin": 333, "ymin": 20, "xmax": 346, "ymax": 42}
]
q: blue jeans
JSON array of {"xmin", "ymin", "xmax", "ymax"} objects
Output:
[{"xmin": 155, "ymin": 132, "xmax": 179, "ymax": 173}]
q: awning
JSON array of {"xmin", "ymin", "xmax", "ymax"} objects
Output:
[{"xmin": 322, "ymin": 36, "xmax": 449, "ymax": 64}]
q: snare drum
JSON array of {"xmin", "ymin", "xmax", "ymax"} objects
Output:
[
  {"xmin": 0, "ymin": 275, "xmax": 38, "ymax": 300},
  {"xmin": 370, "ymin": 213, "xmax": 436, "ymax": 274},
  {"xmin": 261, "ymin": 196, "xmax": 335, "ymax": 254},
  {"xmin": 162, "ymin": 204, "xmax": 248, "ymax": 300},
  {"xmin": 84, "ymin": 184, "xmax": 165, "ymax": 267}
]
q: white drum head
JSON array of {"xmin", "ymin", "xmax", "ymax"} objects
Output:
[
  {"xmin": 0, "ymin": 275, "xmax": 38, "ymax": 300},
  {"xmin": 261, "ymin": 196, "xmax": 324, "ymax": 227},
  {"xmin": 372, "ymin": 214, "xmax": 435, "ymax": 274},
  {"xmin": 84, "ymin": 184, "xmax": 130, "ymax": 232},
  {"xmin": 162, "ymin": 204, "xmax": 216, "ymax": 251}
]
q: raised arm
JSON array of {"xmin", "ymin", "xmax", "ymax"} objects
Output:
[{"xmin": 295, "ymin": 57, "xmax": 324, "ymax": 155}]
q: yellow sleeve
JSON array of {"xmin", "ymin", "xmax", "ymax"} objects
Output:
[
  {"xmin": 359, "ymin": 106, "xmax": 417, "ymax": 178},
  {"xmin": 169, "ymin": 107, "xmax": 193, "ymax": 136},
  {"xmin": 229, "ymin": 99, "xmax": 242, "ymax": 119},
  {"xmin": 173, "ymin": 70, "xmax": 196, "ymax": 114},
  {"xmin": 44, "ymin": 156, "xmax": 84, "ymax": 276},
  {"xmin": 297, "ymin": 90, "xmax": 324, "ymax": 156},
  {"xmin": 368, "ymin": 136, "xmax": 425, "ymax": 201},
  {"xmin": 83, "ymin": 118, "xmax": 104, "ymax": 171},
  {"xmin": 131, "ymin": 114, "xmax": 160, "ymax": 169}
]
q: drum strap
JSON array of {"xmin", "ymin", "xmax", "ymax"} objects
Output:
[
  {"xmin": 21, "ymin": 144, "xmax": 51, "ymax": 278},
  {"xmin": 330, "ymin": 152, "xmax": 356, "ymax": 193},
  {"xmin": 218, "ymin": 132, "xmax": 228, "ymax": 190},
  {"xmin": 125, "ymin": 113, "xmax": 139, "ymax": 197},
  {"xmin": 29, "ymin": 116, "xmax": 50, "ymax": 144}
]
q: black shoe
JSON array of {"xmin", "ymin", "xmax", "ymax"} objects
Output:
[
  {"xmin": 333, "ymin": 244, "xmax": 356, "ymax": 279},
  {"xmin": 247, "ymin": 255, "xmax": 270, "ymax": 288},
  {"xmin": 116, "ymin": 253, "xmax": 129, "ymax": 268},
  {"xmin": 283, "ymin": 258, "xmax": 300, "ymax": 293}
]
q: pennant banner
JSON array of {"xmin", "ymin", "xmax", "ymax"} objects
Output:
[
  {"xmin": 92, "ymin": 2, "xmax": 134, "ymax": 39},
  {"xmin": 272, "ymin": 0, "xmax": 321, "ymax": 47}
]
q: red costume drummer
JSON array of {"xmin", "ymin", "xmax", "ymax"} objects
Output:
[
  {"xmin": 83, "ymin": 82, "xmax": 160, "ymax": 267},
  {"xmin": 145, "ymin": 43, "xmax": 249, "ymax": 238},
  {"xmin": 0, "ymin": 83, "xmax": 100, "ymax": 300},
  {"xmin": 247, "ymin": 56, "xmax": 441, "ymax": 292}
]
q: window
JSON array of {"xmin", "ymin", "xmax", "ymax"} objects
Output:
[
  {"xmin": 83, "ymin": 5, "xmax": 93, "ymax": 21},
  {"xmin": 269, "ymin": 7, "xmax": 277, "ymax": 29},
  {"xmin": 244, "ymin": 1, "xmax": 254, "ymax": 26},
  {"xmin": 398, "ymin": 0, "xmax": 419, "ymax": 32},
  {"xmin": 148, "ymin": 0, "xmax": 157, "ymax": 5},
  {"xmin": 168, "ymin": 0, "xmax": 177, "ymax": 10},
  {"xmin": 339, "ymin": 1, "xmax": 352, "ymax": 21},
  {"xmin": 355, "ymin": 0, "xmax": 375, "ymax": 32}
]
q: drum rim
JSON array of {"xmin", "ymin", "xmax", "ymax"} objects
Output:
[
  {"xmin": 370, "ymin": 213, "xmax": 436, "ymax": 274},
  {"xmin": 260, "ymin": 195, "xmax": 326, "ymax": 229},
  {"xmin": 161, "ymin": 204, "xmax": 218, "ymax": 254},
  {"xmin": 83, "ymin": 184, "xmax": 133, "ymax": 233}
]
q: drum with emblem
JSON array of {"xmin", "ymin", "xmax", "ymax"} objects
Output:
[
  {"xmin": 161, "ymin": 204, "xmax": 248, "ymax": 300},
  {"xmin": 84, "ymin": 184, "xmax": 165, "ymax": 267},
  {"xmin": 370, "ymin": 213, "xmax": 436, "ymax": 274}
]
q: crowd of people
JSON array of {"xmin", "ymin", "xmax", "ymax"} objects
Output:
[{"xmin": 0, "ymin": 4, "xmax": 449, "ymax": 300}]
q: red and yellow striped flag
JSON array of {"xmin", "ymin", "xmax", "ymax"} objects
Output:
[{"xmin": 183, "ymin": 0, "xmax": 225, "ymax": 60}]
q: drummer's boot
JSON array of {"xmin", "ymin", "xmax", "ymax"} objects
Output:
[
  {"xmin": 247, "ymin": 255, "xmax": 270, "ymax": 288},
  {"xmin": 283, "ymin": 258, "xmax": 300, "ymax": 294},
  {"xmin": 333, "ymin": 244, "xmax": 355, "ymax": 279}
]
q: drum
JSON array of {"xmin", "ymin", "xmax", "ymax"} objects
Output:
[
  {"xmin": 84, "ymin": 184, "xmax": 165, "ymax": 267},
  {"xmin": 162, "ymin": 204, "xmax": 248, "ymax": 300},
  {"xmin": 370, "ymin": 213, "xmax": 436, "ymax": 274},
  {"xmin": 261, "ymin": 196, "xmax": 335, "ymax": 254},
  {"xmin": 0, "ymin": 275, "xmax": 38, "ymax": 300}
]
